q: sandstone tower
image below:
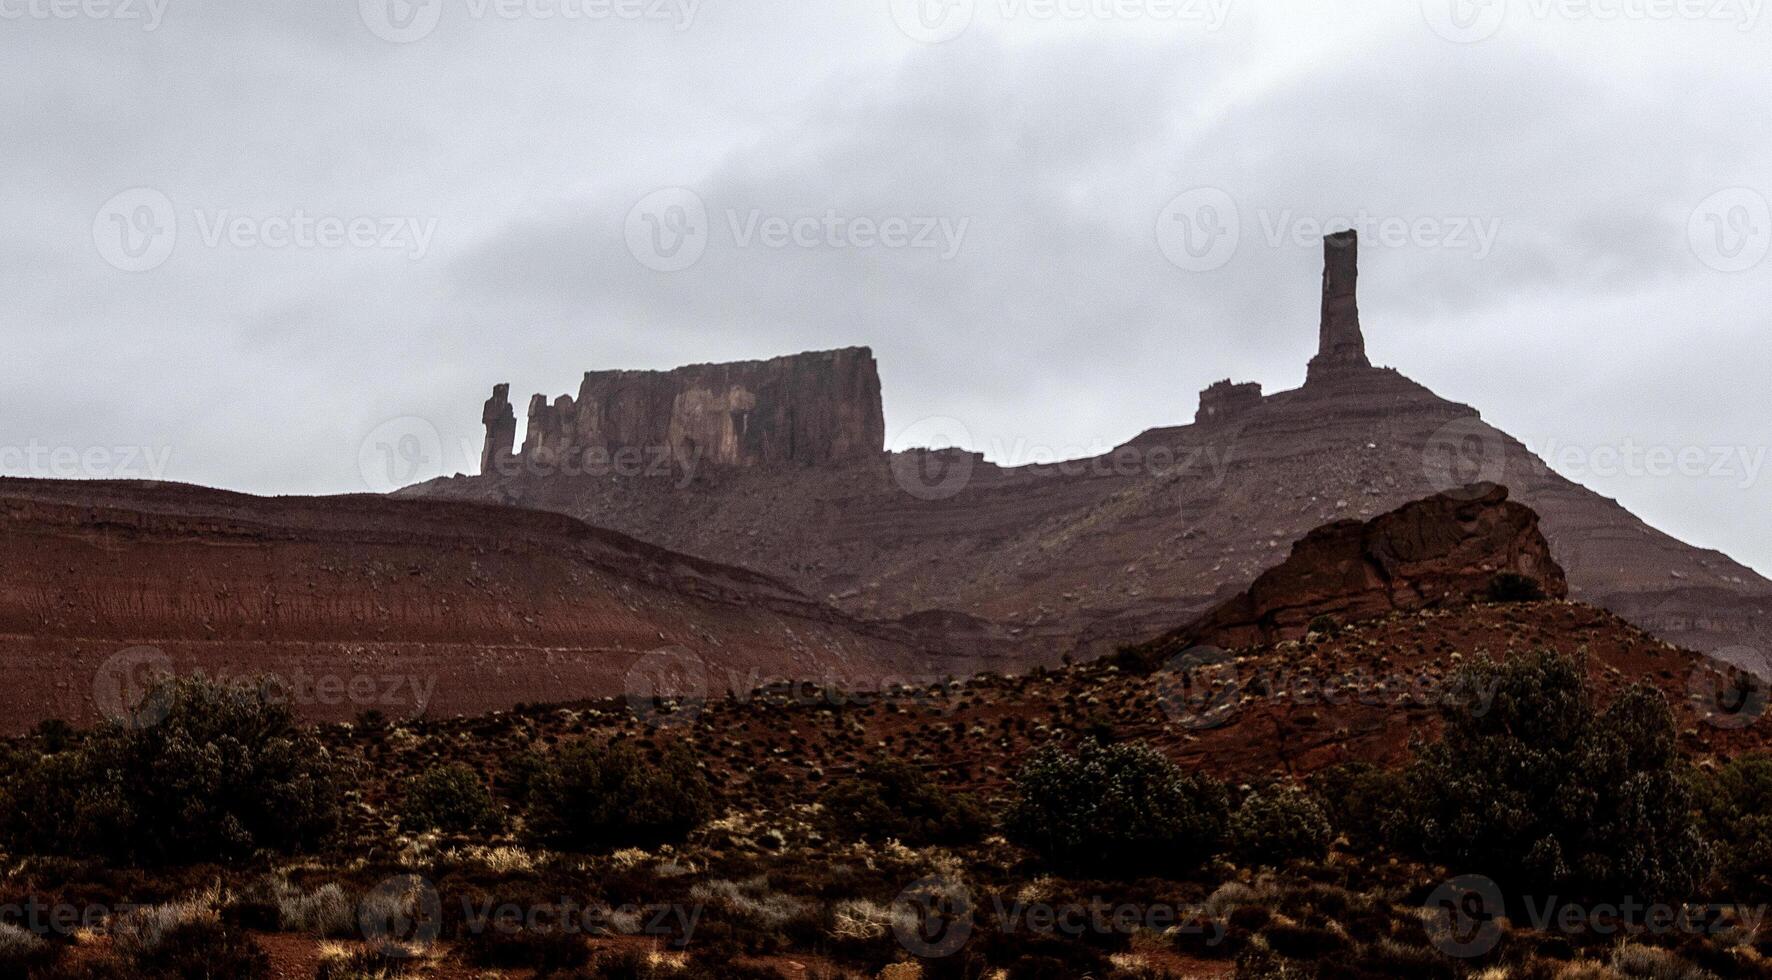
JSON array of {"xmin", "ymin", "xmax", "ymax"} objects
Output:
[
  {"xmin": 1307, "ymin": 229, "xmax": 1372, "ymax": 381},
  {"xmin": 480, "ymin": 383, "xmax": 517, "ymax": 473}
]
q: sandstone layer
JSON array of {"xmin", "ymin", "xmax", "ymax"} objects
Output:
[{"xmin": 0, "ymin": 479, "xmax": 973, "ymax": 732}]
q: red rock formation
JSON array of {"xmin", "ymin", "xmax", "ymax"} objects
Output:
[
  {"xmin": 1195, "ymin": 379, "xmax": 1263, "ymax": 425},
  {"xmin": 486, "ymin": 347, "xmax": 886, "ymax": 475},
  {"xmin": 1307, "ymin": 229, "xmax": 1372, "ymax": 382},
  {"xmin": 1166, "ymin": 483, "xmax": 1567, "ymax": 649},
  {"xmin": 0, "ymin": 479, "xmax": 969, "ymax": 732},
  {"xmin": 480, "ymin": 383, "xmax": 517, "ymax": 473},
  {"xmin": 412, "ymin": 234, "xmax": 1772, "ymax": 665}
]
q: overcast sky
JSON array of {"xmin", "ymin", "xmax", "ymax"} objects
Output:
[{"xmin": 3, "ymin": 0, "xmax": 1769, "ymax": 573}]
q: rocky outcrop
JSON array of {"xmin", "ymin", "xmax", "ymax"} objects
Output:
[
  {"xmin": 1170, "ymin": 484, "xmax": 1568, "ymax": 649},
  {"xmin": 483, "ymin": 347, "xmax": 886, "ymax": 475},
  {"xmin": 1195, "ymin": 379, "xmax": 1263, "ymax": 425},
  {"xmin": 481, "ymin": 383, "xmax": 517, "ymax": 473},
  {"xmin": 1307, "ymin": 229, "xmax": 1372, "ymax": 382}
]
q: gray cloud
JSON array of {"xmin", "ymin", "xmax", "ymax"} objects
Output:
[{"xmin": 2, "ymin": 0, "xmax": 1768, "ymax": 574}]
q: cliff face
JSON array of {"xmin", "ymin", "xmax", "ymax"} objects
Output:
[{"xmin": 486, "ymin": 347, "xmax": 885, "ymax": 474}]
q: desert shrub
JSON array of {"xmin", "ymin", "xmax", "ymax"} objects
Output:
[
  {"xmin": 131, "ymin": 918, "xmax": 270, "ymax": 980},
  {"xmin": 816, "ymin": 758, "xmax": 990, "ymax": 846},
  {"xmin": 1610, "ymin": 943, "xmax": 1719, "ymax": 980},
  {"xmin": 1307, "ymin": 762, "xmax": 1407, "ymax": 850},
  {"xmin": 1396, "ymin": 651, "xmax": 1711, "ymax": 905},
  {"xmin": 400, "ymin": 762, "xmax": 500, "ymax": 834},
  {"xmin": 456, "ymin": 920, "xmax": 589, "ymax": 974},
  {"xmin": 523, "ymin": 738, "xmax": 713, "ymax": 852},
  {"xmin": 29, "ymin": 719, "xmax": 75, "ymax": 754},
  {"xmin": 1003, "ymin": 740, "xmax": 1229, "ymax": 876},
  {"xmin": 0, "ymin": 922, "xmax": 54, "ymax": 980},
  {"xmin": 1307, "ymin": 614, "xmax": 1338, "ymax": 637},
  {"xmin": 0, "ymin": 675, "xmax": 340, "ymax": 865},
  {"xmin": 581, "ymin": 948, "xmax": 784, "ymax": 979},
  {"xmin": 500, "ymin": 749, "xmax": 551, "ymax": 804},
  {"xmin": 313, "ymin": 943, "xmax": 416, "ymax": 980},
  {"xmin": 1487, "ymin": 571, "xmax": 1546, "ymax": 603},
  {"xmin": 1227, "ymin": 785, "xmax": 1332, "ymax": 866},
  {"xmin": 1693, "ymin": 754, "xmax": 1772, "ymax": 900}
]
